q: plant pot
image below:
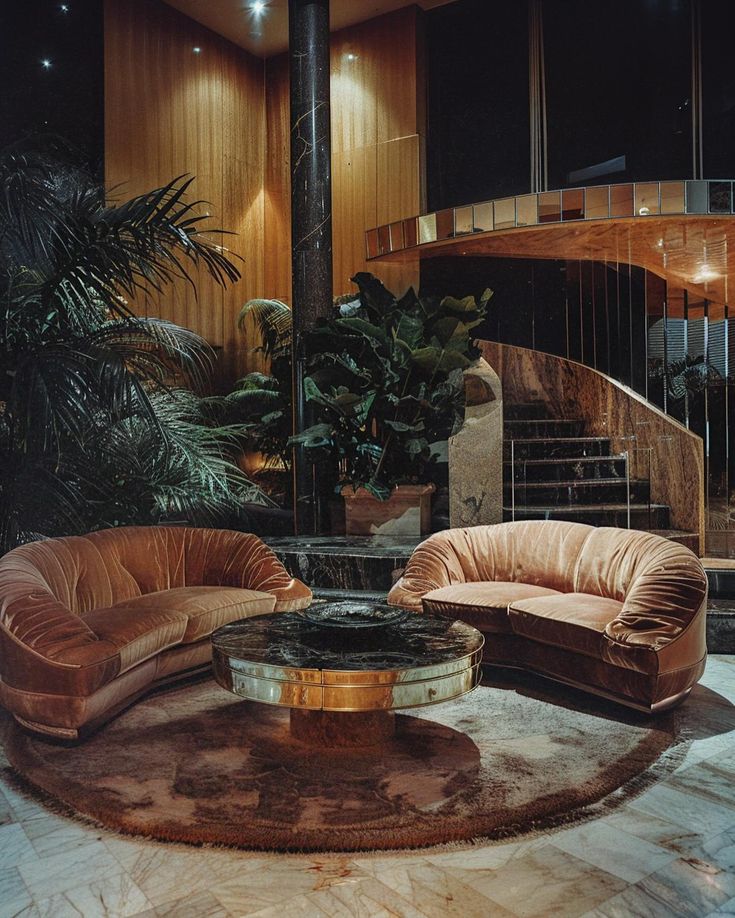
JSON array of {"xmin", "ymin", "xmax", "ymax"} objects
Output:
[{"xmin": 341, "ymin": 484, "xmax": 436, "ymax": 537}]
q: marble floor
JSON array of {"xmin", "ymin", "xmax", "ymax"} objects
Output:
[{"xmin": 0, "ymin": 656, "xmax": 734, "ymax": 918}]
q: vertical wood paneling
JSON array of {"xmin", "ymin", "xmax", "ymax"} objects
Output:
[
  {"xmin": 263, "ymin": 6, "xmax": 425, "ymax": 303},
  {"xmin": 264, "ymin": 54, "xmax": 292, "ymax": 303},
  {"xmin": 106, "ymin": 0, "xmax": 424, "ymax": 377},
  {"xmin": 104, "ymin": 0, "xmax": 265, "ymax": 385}
]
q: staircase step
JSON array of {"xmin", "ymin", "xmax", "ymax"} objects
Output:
[
  {"xmin": 503, "ymin": 401, "xmax": 551, "ymax": 421},
  {"xmin": 505, "ymin": 456, "xmax": 628, "ymax": 482},
  {"xmin": 505, "ymin": 437, "xmax": 613, "ymax": 460},
  {"xmin": 506, "ymin": 478, "xmax": 650, "ymax": 506},
  {"xmin": 504, "ymin": 503, "xmax": 670, "ymax": 529},
  {"xmin": 504, "ymin": 418, "xmax": 586, "ymax": 439}
]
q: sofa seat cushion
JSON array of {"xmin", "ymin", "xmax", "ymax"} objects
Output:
[
  {"xmin": 509, "ymin": 592, "xmax": 624, "ymax": 659},
  {"xmin": 422, "ymin": 582, "xmax": 562, "ymax": 633},
  {"xmin": 105, "ymin": 586, "xmax": 277, "ymax": 645},
  {"xmin": 81, "ymin": 606, "xmax": 188, "ymax": 674}
]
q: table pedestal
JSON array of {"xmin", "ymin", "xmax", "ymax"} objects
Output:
[{"xmin": 289, "ymin": 709, "xmax": 395, "ymax": 747}]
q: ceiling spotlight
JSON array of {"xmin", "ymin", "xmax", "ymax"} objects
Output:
[
  {"xmin": 252, "ymin": 1, "xmax": 266, "ymax": 13},
  {"xmin": 60, "ymin": 4, "xmax": 69, "ymax": 11},
  {"xmin": 193, "ymin": 46, "xmax": 202, "ymax": 53},
  {"xmin": 41, "ymin": 59, "xmax": 52, "ymax": 69}
]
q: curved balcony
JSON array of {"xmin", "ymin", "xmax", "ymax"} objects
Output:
[{"xmin": 365, "ymin": 179, "xmax": 735, "ymax": 302}]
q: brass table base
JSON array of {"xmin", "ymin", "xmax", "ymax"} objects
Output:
[{"xmin": 290, "ymin": 709, "xmax": 395, "ymax": 747}]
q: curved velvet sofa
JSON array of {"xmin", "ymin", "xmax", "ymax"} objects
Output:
[
  {"xmin": 0, "ymin": 526, "xmax": 312, "ymax": 739},
  {"xmin": 388, "ymin": 521, "xmax": 708, "ymax": 713}
]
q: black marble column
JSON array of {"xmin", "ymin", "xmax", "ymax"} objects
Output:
[{"xmin": 289, "ymin": 0, "xmax": 333, "ymax": 536}]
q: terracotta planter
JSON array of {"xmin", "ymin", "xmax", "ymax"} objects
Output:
[{"xmin": 341, "ymin": 484, "xmax": 435, "ymax": 536}]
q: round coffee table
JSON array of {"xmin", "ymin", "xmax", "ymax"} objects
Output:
[{"xmin": 211, "ymin": 605, "xmax": 484, "ymax": 746}]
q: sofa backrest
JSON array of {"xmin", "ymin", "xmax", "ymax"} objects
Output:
[
  {"xmin": 432, "ymin": 520, "xmax": 592, "ymax": 593},
  {"xmin": 0, "ymin": 526, "xmax": 297, "ymax": 618},
  {"xmin": 420, "ymin": 520, "xmax": 706, "ymax": 607}
]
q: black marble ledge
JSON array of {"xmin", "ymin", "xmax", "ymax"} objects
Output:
[{"xmin": 266, "ymin": 535, "xmax": 419, "ymax": 590}]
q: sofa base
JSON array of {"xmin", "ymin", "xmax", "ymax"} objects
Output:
[
  {"xmin": 483, "ymin": 661, "xmax": 693, "ymax": 715},
  {"xmin": 7, "ymin": 660, "xmax": 213, "ymax": 743},
  {"xmin": 480, "ymin": 631, "xmax": 705, "ymax": 714}
]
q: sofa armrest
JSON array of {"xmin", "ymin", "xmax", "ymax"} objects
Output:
[
  {"xmin": 387, "ymin": 534, "xmax": 467, "ymax": 611},
  {"xmin": 603, "ymin": 549, "xmax": 707, "ymax": 681},
  {"xmin": 221, "ymin": 534, "xmax": 312, "ymax": 611}
]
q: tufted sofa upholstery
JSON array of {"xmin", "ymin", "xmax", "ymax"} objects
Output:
[
  {"xmin": 388, "ymin": 521, "xmax": 708, "ymax": 712},
  {"xmin": 0, "ymin": 526, "xmax": 312, "ymax": 739}
]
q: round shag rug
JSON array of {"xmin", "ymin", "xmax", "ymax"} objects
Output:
[{"xmin": 6, "ymin": 674, "xmax": 686, "ymax": 852}]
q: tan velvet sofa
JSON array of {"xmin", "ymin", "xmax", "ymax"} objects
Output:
[
  {"xmin": 388, "ymin": 521, "xmax": 708, "ymax": 713},
  {"xmin": 0, "ymin": 526, "xmax": 312, "ymax": 739}
]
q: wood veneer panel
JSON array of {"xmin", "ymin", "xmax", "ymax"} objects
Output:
[
  {"xmin": 481, "ymin": 341, "xmax": 705, "ymax": 552},
  {"xmin": 105, "ymin": 0, "xmax": 266, "ymax": 386},
  {"xmin": 263, "ymin": 7, "xmax": 424, "ymax": 303}
]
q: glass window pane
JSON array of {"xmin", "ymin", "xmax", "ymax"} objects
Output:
[
  {"xmin": 494, "ymin": 198, "xmax": 516, "ymax": 229},
  {"xmin": 454, "ymin": 205, "xmax": 473, "ymax": 235},
  {"xmin": 660, "ymin": 182, "xmax": 685, "ymax": 214},
  {"xmin": 610, "ymin": 184, "xmax": 634, "ymax": 217},
  {"xmin": 562, "ymin": 189, "xmax": 584, "ymax": 220},
  {"xmin": 709, "ymin": 181, "xmax": 732, "ymax": 214},
  {"xmin": 418, "ymin": 213, "xmax": 437, "ymax": 244},
  {"xmin": 585, "ymin": 186, "xmax": 609, "ymax": 219},
  {"xmin": 538, "ymin": 191, "xmax": 561, "ymax": 223},
  {"xmin": 473, "ymin": 202, "xmax": 493, "ymax": 232},
  {"xmin": 516, "ymin": 195, "xmax": 538, "ymax": 226},
  {"xmin": 403, "ymin": 218, "xmax": 418, "ymax": 248},
  {"xmin": 635, "ymin": 183, "xmax": 660, "ymax": 216}
]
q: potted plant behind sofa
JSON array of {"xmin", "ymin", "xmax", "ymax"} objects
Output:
[
  {"xmin": 0, "ymin": 138, "xmax": 266, "ymax": 552},
  {"xmin": 291, "ymin": 273, "xmax": 491, "ymax": 536}
]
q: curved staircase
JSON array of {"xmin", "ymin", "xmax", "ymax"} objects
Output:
[{"xmin": 503, "ymin": 400, "xmax": 697, "ymax": 549}]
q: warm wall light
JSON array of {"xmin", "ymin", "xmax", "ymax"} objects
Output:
[
  {"xmin": 693, "ymin": 264, "xmax": 719, "ymax": 283},
  {"xmin": 346, "ymin": 53, "xmax": 357, "ymax": 61}
]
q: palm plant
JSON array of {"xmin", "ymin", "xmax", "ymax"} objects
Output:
[{"xmin": 0, "ymin": 138, "xmax": 263, "ymax": 552}]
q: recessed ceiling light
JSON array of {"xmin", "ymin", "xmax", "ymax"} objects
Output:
[
  {"xmin": 252, "ymin": 1, "xmax": 266, "ymax": 13},
  {"xmin": 346, "ymin": 53, "xmax": 357, "ymax": 61},
  {"xmin": 60, "ymin": 4, "xmax": 69, "ymax": 11},
  {"xmin": 41, "ymin": 59, "xmax": 52, "ymax": 69},
  {"xmin": 193, "ymin": 46, "xmax": 202, "ymax": 53}
]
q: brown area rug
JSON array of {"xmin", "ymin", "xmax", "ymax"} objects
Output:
[{"xmin": 6, "ymin": 673, "xmax": 686, "ymax": 852}]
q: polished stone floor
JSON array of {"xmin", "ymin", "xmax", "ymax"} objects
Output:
[{"xmin": 0, "ymin": 656, "xmax": 734, "ymax": 918}]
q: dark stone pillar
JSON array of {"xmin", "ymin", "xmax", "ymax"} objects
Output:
[{"xmin": 289, "ymin": 0, "xmax": 333, "ymax": 536}]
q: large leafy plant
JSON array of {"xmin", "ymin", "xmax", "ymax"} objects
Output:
[
  {"xmin": 0, "ymin": 138, "xmax": 264, "ymax": 551},
  {"xmin": 292, "ymin": 273, "xmax": 491, "ymax": 498}
]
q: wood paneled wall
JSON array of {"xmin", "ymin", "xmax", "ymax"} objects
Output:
[
  {"xmin": 264, "ymin": 6, "xmax": 425, "ymax": 303},
  {"xmin": 105, "ymin": 1, "xmax": 425, "ymax": 381},
  {"xmin": 104, "ymin": 0, "xmax": 266, "ymax": 382}
]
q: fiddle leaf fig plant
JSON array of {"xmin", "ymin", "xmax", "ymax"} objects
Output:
[{"xmin": 290, "ymin": 272, "xmax": 491, "ymax": 498}]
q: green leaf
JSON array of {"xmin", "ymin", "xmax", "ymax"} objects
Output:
[
  {"xmin": 288, "ymin": 423, "xmax": 333, "ymax": 449},
  {"xmin": 334, "ymin": 317, "xmax": 388, "ymax": 347},
  {"xmin": 410, "ymin": 346, "xmax": 471, "ymax": 374},
  {"xmin": 384, "ymin": 419, "xmax": 425, "ymax": 433},
  {"xmin": 393, "ymin": 314, "xmax": 424, "ymax": 350},
  {"xmin": 364, "ymin": 478, "xmax": 391, "ymax": 500}
]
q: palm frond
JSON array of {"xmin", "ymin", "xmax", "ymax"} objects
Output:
[{"xmin": 238, "ymin": 298, "xmax": 292, "ymax": 358}]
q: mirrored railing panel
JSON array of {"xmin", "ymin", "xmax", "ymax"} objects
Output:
[{"xmin": 366, "ymin": 179, "xmax": 735, "ymax": 258}]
